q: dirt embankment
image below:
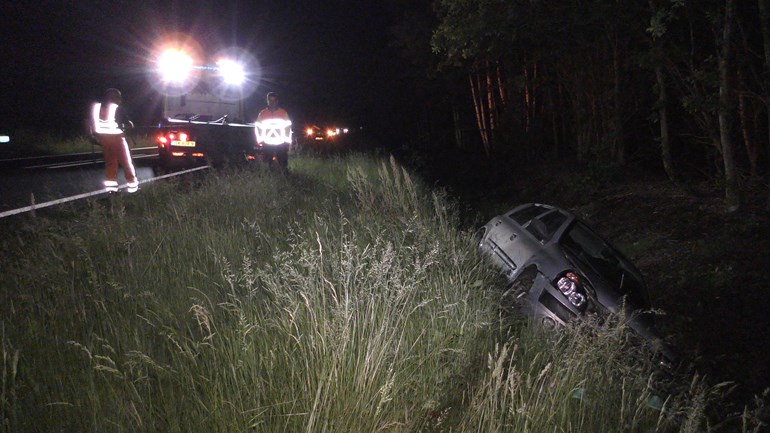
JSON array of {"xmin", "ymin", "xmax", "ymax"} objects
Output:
[{"xmin": 568, "ymin": 180, "xmax": 770, "ymax": 401}]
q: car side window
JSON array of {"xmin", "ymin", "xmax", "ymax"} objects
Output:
[
  {"xmin": 526, "ymin": 219, "xmax": 549, "ymax": 242},
  {"xmin": 539, "ymin": 210, "xmax": 568, "ymax": 238}
]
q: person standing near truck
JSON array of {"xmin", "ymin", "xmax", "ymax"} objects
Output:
[
  {"xmin": 255, "ymin": 92, "xmax": 292, "ymax": 169},
  {"xmin": 89, "ymin": 88, "xmax": 138, "ymax": 193}
]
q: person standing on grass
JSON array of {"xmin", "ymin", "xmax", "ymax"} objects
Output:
[
  {"xmin": 89, "ymin": 88, "xmax": 138, "ymax": 193},
  {"xmin": 255, "ymin": 92, "xmax": 292, "ymax": 169}
]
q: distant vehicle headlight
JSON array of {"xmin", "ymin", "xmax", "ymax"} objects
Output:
[{"xmin": 0, "ymin": 134, "xmax": 10, "ymax": 143}]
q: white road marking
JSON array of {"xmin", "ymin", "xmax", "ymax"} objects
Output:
[{"xmin": 0, "ymin": 165, "xmax": 209, "ymax": 219}]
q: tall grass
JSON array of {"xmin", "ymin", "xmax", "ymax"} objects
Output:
[{"xmin": 0, "ymin": 154, "xmax": 764, "ymax": 432}]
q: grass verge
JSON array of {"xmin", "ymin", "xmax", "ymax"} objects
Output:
[{"xmin": 0, "ymin": 154, "xmax": 765, "ymax": 432}]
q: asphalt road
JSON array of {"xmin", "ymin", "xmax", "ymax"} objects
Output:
[{"xmin": 0, "ymin": 147, "xmax": 161, "ymax": 214}]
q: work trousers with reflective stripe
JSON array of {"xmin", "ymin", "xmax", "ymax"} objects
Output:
[{"xmin": 97, "ymin": 134, "xmax": 137, "ymax": 187}]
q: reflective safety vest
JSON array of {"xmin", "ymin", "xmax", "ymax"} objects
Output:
[
  {"xmin": 255, "ymin": 118, "xmax": 293, "ymax": 145},
  {"xmin": 91, "ymin": 103, "xmax": 122, "ymax": 135}
]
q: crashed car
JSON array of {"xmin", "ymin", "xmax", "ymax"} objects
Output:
[{"xmin": 477, "ymin": 203, "xmax": 677, "ymax": 363}]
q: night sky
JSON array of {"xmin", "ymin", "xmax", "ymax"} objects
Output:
[{"xmin": 1, "ymin": 0, "xmax": 419, "ymax": 141}]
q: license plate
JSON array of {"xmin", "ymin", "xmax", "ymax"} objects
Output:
[{"xmin": 171, "ymin": 140, "xmax": 196, "ymax": 147}]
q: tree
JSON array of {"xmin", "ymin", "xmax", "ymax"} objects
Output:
[
  {"xmin": 431, "ymin": 0, "xmax": 511, "ymax": 155},
  {"xmin": 758, "ymin": 0, "xmax": 770, "ymax": 207},
  {"xmin": 426, "ymin": 0, "xmax": 769, "ymax": 209},
  {"xmin": 718, "ymin": 0, "xmax": 740, "ymax": 211},
  {"xmin": 647, "ymin": 0, "xmax": 683, "ymax": 183}
]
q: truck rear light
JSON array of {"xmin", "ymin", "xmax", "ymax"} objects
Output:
[
  {"xmin": 192, "ymin": 152, "xmax": 204, "ymax": 157},
  {"xmin": 171, "ymin": 151, "xmax": 186, "ymax": 157}
]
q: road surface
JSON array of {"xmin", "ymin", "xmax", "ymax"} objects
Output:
[{"xmin": 0, "ymin": 147, "xmax": 173, "ymax": 215}]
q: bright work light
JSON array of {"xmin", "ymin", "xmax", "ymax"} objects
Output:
[
  {"xmin": 158, "ymin": 49, "xmax": 194, "ymax": 83},
  {"xmin": 216, "ymin": 59, "xmax": 245, "ymax": 86}
]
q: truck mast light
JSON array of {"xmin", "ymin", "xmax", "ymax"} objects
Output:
[
  {"xmin": 157, "ymin": 49, "xmax": 194, "ymax": 83},
  {"xmin": 152, "ymin": 37, "xmax": 260, "ymax": 100},
  {"xmin": 216, "ymin": 58, "xmax": 246, "ymax": 86},
  {"xmin": 157, "ymin": 49, "xmax": 245, "ymax": 86}
]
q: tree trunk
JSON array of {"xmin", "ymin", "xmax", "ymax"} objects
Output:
[
  {"xmin": 758, "ymin": 0, "xmax": 770, "ymax": 208},
  {"xmin": 495, "ymin": 62, "xmax": 506, "ymax": 107},
  {"xmin": 452, "ymin": 99, "xmax": 462, "ymax": 148},
  {"xmin": 523, "ymin": 62, "xmax": 538, "ymax": 135},
  {"xmin": 737, "ymin": 72, "xmax": 758, "ymax": 178},
  {"xmin": 718, "ymin": 0, "xmax": 740, "ymax": 212},
  {"xmin": 611, "ymin": 32, "xmax": 625, "ymax": 165},
  {"xmin": 648, "ymin": 0, "xmax": 679, "ymax": 183},
  {"xmin": 655, "ymin": 66, "xmax": 678, "ymax": 183},
  {"xmin": 469, "ymin": 71, "xmax": 490, "ymax": 155},
  {"xmin": 485, "ymin": 64, "xmax": 496, "ymax": 148}
]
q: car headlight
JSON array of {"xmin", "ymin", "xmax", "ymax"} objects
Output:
[{"xmin": 556, "ymin": 272, "xmax": 587, "ymax": 309}]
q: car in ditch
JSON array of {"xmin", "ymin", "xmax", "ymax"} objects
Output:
[{"xmin": 476, "ymin": 203, "xmax": 677, "ymax": 364}]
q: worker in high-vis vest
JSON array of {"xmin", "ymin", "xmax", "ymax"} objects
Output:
[
  {"xmin": 90, "ymin": 88, "xmax": 138, "ymax": 193},
  {"xmin": 255, "ymin": 92, "xmax": 292, "ymax": 168}
]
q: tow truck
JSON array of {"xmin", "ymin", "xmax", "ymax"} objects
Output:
[{"xmin": 152, "ymin": 44, "xmax": 258, "ymax": 168}]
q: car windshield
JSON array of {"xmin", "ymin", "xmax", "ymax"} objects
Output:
[
  {"xmin": 559, "ymin": 221, "xmax": 648, "ymax": 305},
  {"xmin": 509, "ymin": 204, "xmax": 549, "ymax": 225}
]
